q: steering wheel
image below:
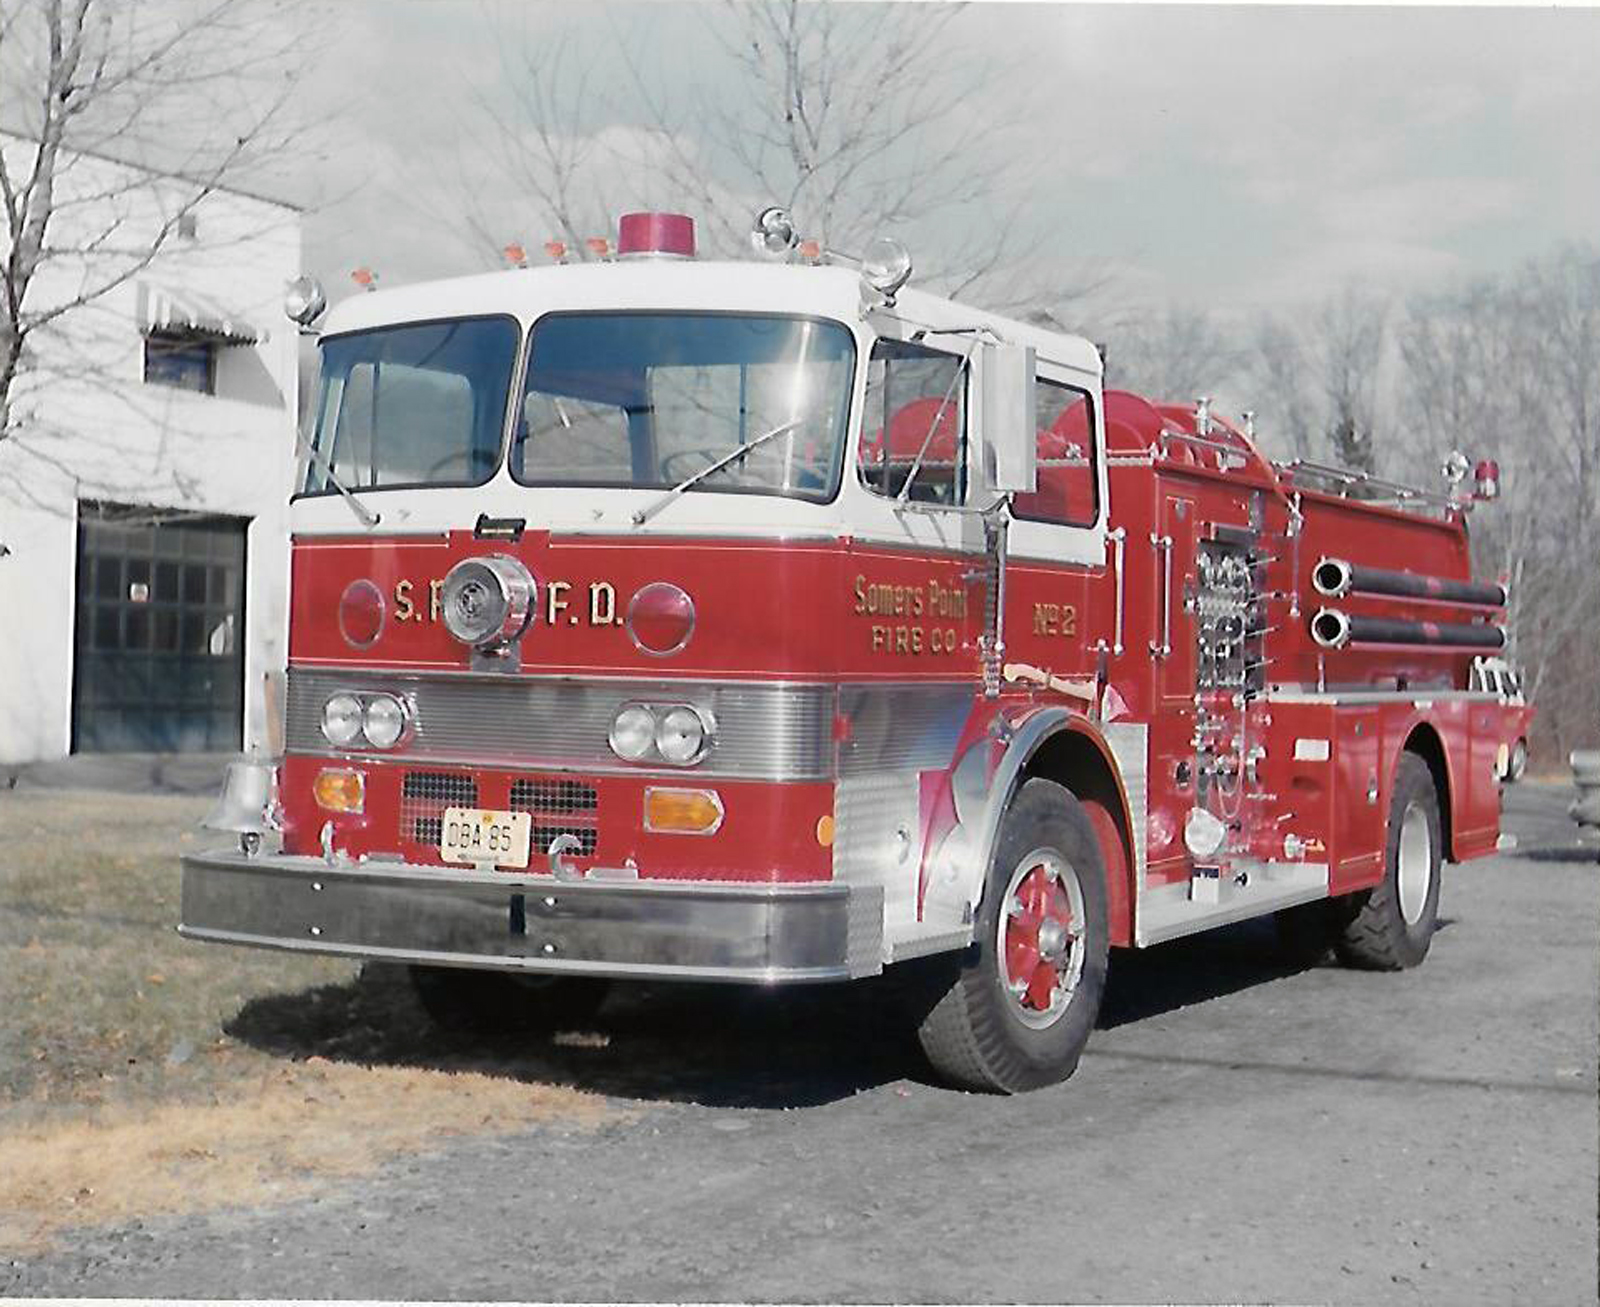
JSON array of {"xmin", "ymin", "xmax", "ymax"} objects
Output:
[{"xmin": 660, "ymin": 447, "xmax": 727, "ymax": 482}]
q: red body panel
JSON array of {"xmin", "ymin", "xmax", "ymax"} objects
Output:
[
  {"xmin": 283, "ymin": 755, "xmax": 834, "ymax": 883},
  {"xmin": 277, "ymin": 385, "xmax": 1524, "ymax": 934}
]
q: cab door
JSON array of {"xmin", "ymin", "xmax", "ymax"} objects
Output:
[{"xmin": 1004, "ymin": 362, "xmax": 1108, "ymax": 681}]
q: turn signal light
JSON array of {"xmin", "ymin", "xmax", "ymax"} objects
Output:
[
  {"xmin": 643, "ymin": 787, "xmax": 723, "ymax": 835},
  {"xmin": 313, "ymin": 768, "xmax": 365, "ymax": 814}
]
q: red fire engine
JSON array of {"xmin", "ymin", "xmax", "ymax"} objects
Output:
[{"xmin": 183, "ymin": 209, "xmax": 1523, "ymax": 1092}]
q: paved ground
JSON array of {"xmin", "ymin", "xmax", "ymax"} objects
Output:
[{"xmin": 2, "ymin": 782, "xmax": 1596, "ymax": 1303}]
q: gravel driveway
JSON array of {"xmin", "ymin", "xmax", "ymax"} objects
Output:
[{"xmin": 3, "ymin": 782, "xmax": 1595, "ymax": 1303}]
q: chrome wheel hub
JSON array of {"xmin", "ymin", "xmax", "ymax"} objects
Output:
[
  {"xmin": 1397, "ymin": 802, "xmax": 1433, "ymax": 925},
  {"xmin": 996, "ymin": 847, "xmax": 1086, "ymax": 1030}
]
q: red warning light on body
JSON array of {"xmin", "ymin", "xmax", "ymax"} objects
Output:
[
  {"xmin": 626, "ymin": 581, "xmax": 696, "ymax": 656},
  {"xmin": 616, "ymin": 212, "xmax": 696, "ymax": 259},
  {"xmin": 338, "ymin": 579, "xmax": 385, "ymax": 648}
]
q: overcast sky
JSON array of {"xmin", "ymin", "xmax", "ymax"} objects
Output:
[{"xmin": 294, "ymin": 1, "xmax": 1599, "ymax": 323}]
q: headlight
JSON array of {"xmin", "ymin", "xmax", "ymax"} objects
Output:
[
  {"xmin": 608, "ymin": 704, "xmax": 657, "ymax": 762},
  {"xmin": 321, "ymin": 693, "xmax": 363, "ymax": 747},
  {"xmin": 656, "ymin": 705, "xmax": 710, "ymax": 765},
  {"xmin": 363, "ymin": 694, "xmax": 407, "ymax": 748}
]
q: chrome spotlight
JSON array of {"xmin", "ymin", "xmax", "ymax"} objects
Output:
[
  {"xmin": 859, "ymin": 236, "xmax": 913, "ymax": 303},
  {"xmin": 439, "ymin": 555, "xmax": 537, "ymax": 650},
  {"xmin": 751, "ymin": 206, "xmax": 799, "ymax": 257},
  {"xmin": 283, "ymin": 274, "xmax": 328, "ymax": 328}
]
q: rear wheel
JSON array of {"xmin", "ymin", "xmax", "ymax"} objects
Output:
[
  {"xmin": 409, "ymin": 965, "xmax": 609, "ymax": 1033},
  {"xmin": 1335, "ymin": 753, "xmax": 1442, "ymax": 970},
  {"xmin": 1508, "ymin": 738, "xmax": 1528, "ymax": 783},
  {"xmin": 916, "ymin": 778, "xmax": 1109, "ymax": 1093}
]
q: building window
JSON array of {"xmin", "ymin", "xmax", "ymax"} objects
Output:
[{"xmin": 144, "ymin": 333, "xmax": 216, "ymax": 394}]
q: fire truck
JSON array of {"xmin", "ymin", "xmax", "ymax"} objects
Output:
[{"xmin": 182, "ymin": 208, "xmax": 1522, "ymax": 1093}]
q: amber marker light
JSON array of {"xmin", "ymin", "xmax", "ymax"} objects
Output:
[
  {"xmin": 313, "ymin": 768, "xmax": 365, "ymax": 814},
  {"xmin": 643, "ymin": 787, "xmax": 724, "ymax": 835},
  {"xmin": 816, "ymin": 814, "xmax": 835, "ymax": 847}
]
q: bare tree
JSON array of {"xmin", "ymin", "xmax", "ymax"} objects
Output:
[
  {"xmin": 415, "ymin": 0, "xmax": 1107, "ymax": 312},
  {"xmin": 1315, "ymin": 285, "xmax": 1387, "ymax": 472},
  {"xmin": 1246, "ymin": 285, "xmax": 1388, "ymax": 471},
  {"xmin": 1249, "ymin": 315, "xmax": 1316, "ymax": 460},
  {"xmin": 0, "ymin": 0, "xmax": 315, "ymax": 448},
  {"xmin": 1101, "ymin": 305, "xmax": 1238, "ymax": 404},
  {"xmin": 1395, "ymin": 247, "xmax": 1600, "ymax": 759}
]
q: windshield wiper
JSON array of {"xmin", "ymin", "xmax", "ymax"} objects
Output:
[
  {"xmin": 294, "ymin": 427, "xmax": 381, "ymax": 528},
  {"xmin": 631, "ymin": 417, "xmax": 806, "ymax": 526}
]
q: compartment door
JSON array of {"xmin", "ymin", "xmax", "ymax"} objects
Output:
[{"xmin": 1332, "ymin": 708, "xmax": 1384, "ymax": 892}]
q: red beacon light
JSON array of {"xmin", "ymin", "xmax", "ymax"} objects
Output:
[
  {"xmin": 616, "ymin": 212, "xmax": 696, "ymax": 259},
  {"xmin": 1474, "ymin": 458, "xmax": 1501, "ymax": 500}
]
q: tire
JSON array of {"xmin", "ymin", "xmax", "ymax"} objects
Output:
[
  {"xmin": 915, "ymin": 778, "xmax": 1110, "ymax": 1093},
  {"xmin": 409, "ymin": 965, "xmax": 609, "ymax": 1033},
  {"xmin": 1508, "ymin": 738, "xmax": 1528, "ymax": 783},
  {"xmin": 1335, "ymin": 753, "xmax": 1442, "ymax": 970}
]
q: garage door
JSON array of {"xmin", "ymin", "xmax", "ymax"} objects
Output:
[{"xmin": 72, "ymin": 503, "xmax": 247, "ymax": 753}]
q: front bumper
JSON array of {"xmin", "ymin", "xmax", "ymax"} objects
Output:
[{"xmin": 179, "ymin": 849, "xmax": 883, "ymax": 983}]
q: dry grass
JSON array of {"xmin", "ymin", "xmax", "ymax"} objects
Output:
[
  {"xmin": 0, "ymin": 1058, "xmax": 609, "ymax": 1253},
  {"xmin": 0, "ymin": 788, "xmax": 619, "ymax": 1254}
]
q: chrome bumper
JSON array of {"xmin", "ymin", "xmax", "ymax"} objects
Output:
[{"xmin": 178, "ymin": 850, "xmax": 883, "ymax": 984}]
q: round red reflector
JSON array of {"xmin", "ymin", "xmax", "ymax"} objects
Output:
[
  {"xmin": 616, "ymin": 212, "xmax": 696, "ymax": 259},
  {"xmin": 338, "ymin": 579, "xmax": 385, "ymax": 648},
  {"xmin": 626, "ymin": 582, "xmax": 695, "ymax": 657}
]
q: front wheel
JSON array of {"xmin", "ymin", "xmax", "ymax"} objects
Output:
[
  {"xmin": 916, "ymin": 778, "xmax": 1109, "ymax": 1093},
  {"xmin": 1335, "ymin": 752, "xmax": 1442, "ymax": 970}
]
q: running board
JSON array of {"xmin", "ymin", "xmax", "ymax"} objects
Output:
[{"xmin": 1136, "ymin": 860, "xmax": 1329, "ymax": 947}]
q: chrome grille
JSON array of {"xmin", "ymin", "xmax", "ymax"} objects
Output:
[
  {"xmin": 400, "ymin": 770, "xmax": 478, "ymax": 849},
  {"xmin": 285, "ymin": 669, "xmax": 835, "ymax": 780},
  {"xmin": 510, "ymin": 776, "xmax": 599, "ymax": 858}
]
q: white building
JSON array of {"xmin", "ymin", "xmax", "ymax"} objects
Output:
[{"xmin": 0, "ymin": 136, "xmax": 301, "ymax": 763}]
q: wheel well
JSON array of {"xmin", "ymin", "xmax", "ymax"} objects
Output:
[
  {"xmin": 1023, "ymin": 728, "xmax": 1136, "ymax": 946},
  {"xmin": 1402, "ymin": 723, "xmax": 1454, "ymax": 861}
]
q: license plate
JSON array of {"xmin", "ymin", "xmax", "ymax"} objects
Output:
[{"xmin": 440, "ymin": 807, "xmax": 531, "ymax": 869}]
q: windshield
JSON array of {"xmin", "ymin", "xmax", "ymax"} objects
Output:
[
  {"xmin": 302, "ymin": 317, "xmax": 518, "ymax": 496},
  {"xmin": 512, "ymin": 312, "xmax": 856, "ymax": 502}
]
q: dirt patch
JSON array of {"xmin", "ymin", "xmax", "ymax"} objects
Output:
[{"xmin": 0, "ymin": 1057, "xmax": 613, "ymax": 1254}]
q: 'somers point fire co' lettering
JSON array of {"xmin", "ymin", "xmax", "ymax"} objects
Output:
[{"xmin": 854, "ymin": 573, "xmax": 967, "ymax": 656}]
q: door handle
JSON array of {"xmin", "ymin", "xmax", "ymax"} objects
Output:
[{"xmin": 1150, "ymin": 533, "xmax": 1173, "ymax": 657}]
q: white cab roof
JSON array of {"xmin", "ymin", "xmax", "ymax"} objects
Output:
[{"xmin": 319, "ymin": 259, "xmax": 1102, "ymax": 377}]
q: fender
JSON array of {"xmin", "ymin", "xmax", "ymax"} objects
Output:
[
  {"xmin": 1396, "ymin": 717, "xmax": 1458, "ymax": 862},
  {"xmin": 918, "ymin": 704, "xmax": 1137, "ymax": 943}
]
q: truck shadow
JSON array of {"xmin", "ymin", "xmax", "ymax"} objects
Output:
[
  {"xmin": 226, "ymin": 964, "xmax": 921, "ymax": 1109},
  {"xmin": 225, "ymin": 918, "xmax": 1371, "ymax": 1106}
]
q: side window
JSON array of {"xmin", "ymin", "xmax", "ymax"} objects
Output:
[
  {"xmin": 329, "ymin": 362, "xmax": 476, "ymax": 486},
  {"xmin": 1013, "ymin": 376, "xmax": 1098, "ymax": 526},
  {"xmin": 857, "ymin": 339, "xmax": 967, "ymax": 505}
]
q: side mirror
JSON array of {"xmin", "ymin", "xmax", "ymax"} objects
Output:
[{"xmin": 984, "ymin": 342, "xmax": 1036, "ymax": 495}]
